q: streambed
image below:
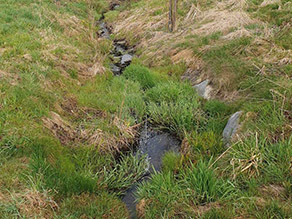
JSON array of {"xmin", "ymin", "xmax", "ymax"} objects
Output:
[{"xmin": 98, "ymin": 12, "xmax": 181, "ymax": 218}]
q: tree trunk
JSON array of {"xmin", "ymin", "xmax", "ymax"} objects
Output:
[
  {"xmin": 168, "ymin": 0, "xmax": 173, "ymax": 32},
  {"xmin": 168, "ymin": 0, "xmax": 178, "ymax": 32}
]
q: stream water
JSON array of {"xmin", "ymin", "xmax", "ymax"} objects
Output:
[
  {"xmin": 98, "ymin": 12, "xmax": 181, "ymax": 218},
  {"xmin": 122, "ymin": 126, "xmax": 180, "ymax": 218}
]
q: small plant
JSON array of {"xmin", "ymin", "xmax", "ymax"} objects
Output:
[
  {"xmin": 123, "ymin": 64, "xmax": 158, "ymax": 89},
  {"xmin": 181, "ymin": 160, "xmax": 235, "ymax": 204},
  {"xmin": 162, "ymin": 151, "xmax": 181, "ymax": 173}
]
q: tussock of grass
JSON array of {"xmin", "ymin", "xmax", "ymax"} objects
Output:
[
  {"xmin": 137, "ymin": 159, "xmax": 236, "ymax": 217},
  {"xmin": 219, "ymin": 135, "xmax": 292, "ymax": 184},
  {"xmin": 146, "ymin": 81, "xmax": 203, "ymax": 136},
  {"xmin": 162, "ymin": 152, "xmax": 182, "ymax": 173},
  {"xmin": 123, "ymin": 64, "xmax": 159, "ymax": 89},
  {"xmin": 102, "ymin": 153, "xmax": 148, "ymax": 195}
]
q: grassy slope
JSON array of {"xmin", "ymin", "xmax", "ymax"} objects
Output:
[
  {"xmin": 0, "ymin": 0, "xmax": 291, "ymax": 218},
  {"xmin": 0, "ymin": 0, "xmax": 132, "ymax": 217}
]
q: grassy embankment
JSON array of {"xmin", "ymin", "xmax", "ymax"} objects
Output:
[{"xmin": 0, "ymin": 0, "xmax": 291, "ymax": 218}]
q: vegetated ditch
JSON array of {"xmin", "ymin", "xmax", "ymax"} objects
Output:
[{"xmin": 98, "ymin": 8, "xmax": 181, "ymax": 218}]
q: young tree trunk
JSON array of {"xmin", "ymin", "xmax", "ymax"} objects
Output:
[
  {"xmin": 168, "ymin": 0, "xmax": 178, "ymax": 32},
  {"xmin": 168, "ymin": 0, "xmax": 173, "ymax": 32}
]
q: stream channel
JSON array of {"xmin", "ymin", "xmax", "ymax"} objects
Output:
[{"xmin": 98, "ymin": 8, "xmax": 181, "ymax": 218}]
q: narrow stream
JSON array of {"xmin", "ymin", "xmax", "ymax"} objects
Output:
[
  {"xmin": 98, "ymin": 11, "xmax": 181, "ymax": 218},
  {"xmin": 122, "ymin": 124, "xmax": 180, "ymax": 218}
]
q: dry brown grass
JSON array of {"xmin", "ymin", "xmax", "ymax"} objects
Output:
[
  {"xmin": 260, "ymin": 0, "xmax": 281, "ymax": 7},
  {"xmin": 112, "ymin": 0, "xmax": 292, "ymax": 101},
  {"xmin": 18, "ymin": 189, "xmax": 58, "ymax": 218},
  {"xmin": 38, "ymin": 5, "xmax": 105, "ymax": 80},
  {"xmin": 43, "ymin": 111, "xmax": 138, "ymax": 153},
  {"xmin": 0, "ymin": 70, "xmax": 20, "ymax": 85},
  {"xmin": 42, "ymin": 112, "xmax": 78, "ymax": 145},
  {"xmin": 260, "ymin": 184, "xmax": 286, "ymax": 199},
  {"xmin": 112, "ymin": 0, "xmax": 260, "ymax": 94}
]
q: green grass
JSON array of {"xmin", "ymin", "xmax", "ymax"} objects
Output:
[
  {"xmin": 123, "ymin": 64, "xmax": 159, "ymax": 89},
  {"xmin": 58, "ymin": 192, "xmax": 128, "ymax": 218},
  {"xmin": 162, "ymin": 151, "xmax": 182, "ymax": 173},
  {"xmin": 29, "ymin": 140, "xmax": 148, "ymax": 197},
  {"xmin": 77, "ymin": 75, "xmax": 146, "ymax": 124},
  {"xmin": 1, "ymin": 0, "xmax": 292, "ymax": 217},
  {"xmin": 248, "ymin": 1, "xmax": 292, "ymax": 26},
  {"xmin": 137, "ymin": 159, "xmax": 236, "ymax": 217},
  {"xmin": 146, "ymin": 80, "xmax": 203, "ymax": 136}
]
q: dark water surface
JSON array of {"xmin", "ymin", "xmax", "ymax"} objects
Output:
[{"xmin": 122, "ymin": 127, "xmax": 180, "ymax": 218}]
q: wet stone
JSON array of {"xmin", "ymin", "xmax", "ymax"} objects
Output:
[
  {"xmin": 110, "ymin": 55, "xmax": 121, "ymax": 63},
  {"xmin": 113, "ymin": 4, "xmax": 120, "ymax": 10},
  {"xmin": 121, "ymin": 54, "xmax": 133, "ymax": 65},
  {"xmin": 98, "ymin": 22, "xmax": 110, "ymax": 39},
  {"xmin": 114, "ymin": 45, "xmax": 126, "ymax": 56},
  {"xmin": 110, "ymin": 64, "xmax": 121, "ymax": 75},
  {"xmin": 115, "ymin": 40, "xmax": 126, "ymax": 46}
]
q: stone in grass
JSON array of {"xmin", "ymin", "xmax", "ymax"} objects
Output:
[
  {"xmin": 110, "ymin": 64, "xmax": 121, "ymax": 75},
  {"xmin": 193, "ymin": 79, "xmax": 212, "ymax": 100},
  {"xmin": 121, "ymin": 54, "xmax": 133, "ymax": 65},
  {"xmin": 223, "ymin": 111, "xmax": 243, "ymax": 146},
  {"xmin": 114, "ymin": 45, "xmax": 126, "ymax": 56}
]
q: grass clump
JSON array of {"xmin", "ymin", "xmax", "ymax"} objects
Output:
[
  {"xmin": 185, "ymin": 131, "xmax": 224, "ymax": 158},
  {"xmin": 123, "ymin": 64, "xmax": 159, "ymax": 89},
  {"xmin": 30, "ymin": 141, "xmax": 98, "ymax": 196},
  {"xmin": 137, "ymin": 159, "xmax": 236, "ymax": 217},
  {"xmin": 101, "ymin": 153, "xmax": 148, "ymax": 195},
  {"xmin": 181, "ymin": 160, "xmax": 236, "ymax": 204},
  {"xmin": 146, "ymin": 81, "xmax": 203, "ymax": 136},
  {"xmin": 220, "ymin": 135, "xmax": 292, "ymax": 186}
]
